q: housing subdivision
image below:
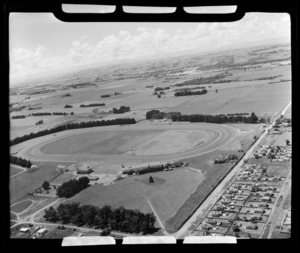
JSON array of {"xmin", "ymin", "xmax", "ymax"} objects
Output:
[{"xmin": 189, "ymin": 117, "xmax": 291, "ymax": 239}]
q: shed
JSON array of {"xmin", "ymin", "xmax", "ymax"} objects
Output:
[
  {"xmin": 20, "ymin": 227, "xmax": 30, "ymax": 233},
  {"xmin": 37, "ymin": 228, "xmax": 48, "ymax": 235}
]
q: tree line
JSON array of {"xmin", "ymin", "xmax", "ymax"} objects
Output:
[
  {"xmin": 31, "ymin": 112, "xmax": 70, "ymax": 116},
  {"xmin": 43, "ymin": 203, "xmax": 157, "ymax": 234},
  {"xmin": 174, "ymin": 89, "xmax": 207, "ymax": 97},
  {"xmin": 56, "ymin": 177, "xmax": 90, "ymax": 198},
  {"xmin": 10, "ymin": 118, "xmax": 136, "ymax": 146},
  {"xmin": 112, "ymin": 106, "xmax": 130, "ymax": 114},
  {"xmin": 172, "ymin": 112, "xmax": 259, "ymax": 124},
  {"xmin": 10, "ymin": 155, "xmax": 32, "ymax": 168},
  {"xmin": 145, "ymin": 109, "xmax": 259, "ymax": 124},
  {"xmin": 173, "ymin": 86, "xmax": 206, "ymax": 92},
  {"xmin": 11, "ymin": 115, "xmax": 26, "ymax": 119},
  {"xmin": 80, "ymin": 103, "xmax": 105, "ymax": 107}
]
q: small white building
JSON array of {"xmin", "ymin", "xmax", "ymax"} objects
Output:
[
  {"xmin": 19, "ymin": 227, "xmax": 30, "ymax": 233},
  {"xmin": 30, "ymin": 165, "xmax": 39, "ymax": 170},
  {"xmin": 36, "ymin": 228, "xmax": 47, "ymax": 236}
]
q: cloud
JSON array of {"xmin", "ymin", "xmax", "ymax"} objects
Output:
[{"xmin": 10, "ymin": 13, "xmax": 290, "ymax": 82}]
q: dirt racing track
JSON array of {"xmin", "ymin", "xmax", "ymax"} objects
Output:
[{"xmin": 13, "ymin": 122, "xmax": 240, "ymax": 164}]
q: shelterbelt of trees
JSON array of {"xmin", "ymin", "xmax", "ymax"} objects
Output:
[
  {"xmin": 172, "ymin": 112, "xmax": 259, "ymax": 123},
  {"xmin": 43, "ymin": 202, "xmax": 157, "ymax": 234},
  {"xmin": 80, "ymin": 103, "xmax": 105, "ymax": 107},
  {"xmin": 174, "ymin": 88, "xmax": 207, "ymax": 96},
  {"xmin": 11, "ymin": 115, "xmax": 26, "ymax": 119},
  {"xmin": 10, "ymin": 155, "xmax": 32, "ymax": 168},
  {"xmin": 10, "ymin": 118, "xmax": 136, "ymax": 146},
  {"xmin": 146, "ymin": 109, "xmax": 259, "ymax": 124}
]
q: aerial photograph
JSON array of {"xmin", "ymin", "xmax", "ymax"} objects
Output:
[{"xmin": 9, "ymin": 10, "xmax": 291, "ymax": 240}]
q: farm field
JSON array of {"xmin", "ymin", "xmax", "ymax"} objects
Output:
[
  {"xmin": 260, "ymin": 132, "xmax": 291, "ymax": 146},
  {"xmin": 9, "ymin": 161, "xmax": 72, "ymax": 204},
  {"xmin": 11, "ymin": 199, "xmax": 33, "ymax": 213},
  {"xmin": 10, "ymin": 165, "xmax": 24, "ymax": 177},
  {"xmin": 266, "ymin": 163, "xmax": 291, "ymax": 178}
]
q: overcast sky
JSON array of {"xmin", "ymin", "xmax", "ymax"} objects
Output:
[{"xmin": 9, "ymin": 11, "xmax": 290, "ymax": 84}]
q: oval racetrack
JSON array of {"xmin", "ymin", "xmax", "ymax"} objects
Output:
[{"xmin": 13, "ymin": 122, "xmax": 240, "ymax": 164}]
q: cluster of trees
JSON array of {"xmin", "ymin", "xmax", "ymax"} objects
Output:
[
  {"xmin": 56, "ymin": 177, "xmax": 90, "ymax": 198},
  {"xmin": 101, "ymin": 94, "xmax": 110, "ymax": 98},
  {"xmin": 146, "ymin": 110, "xmax": 181, "ymax": 120},
  {"xmin": 61, "ymin": 93, "xmax": 71, "ymax": 97},
  {"xmin": 43, "ymin": 203, "xmax": 156, "ymax": 234},
  {"xmin": 64, "ymin": 105, "xmax": 73, "ymax": 108},
  {"xmin": 11, "ymin": 115, "xmax": 26, "ymax": 119},
  {"xmin": 112, "ymin": 106, "xmax": 130, "ymax": 114},
  {"xmin": 146, "ymin": 110, "xmax": 165, "ymax": 120},
  {"xmin": 10, "ymin": 118, "xmax": 136, "ymax": 146},
  {"xmin": 80, "ymin": 103, "xmax": 105, "ymax": 107},
  {"xmin": 10, "ymin": 155, "xmax": 32, "ymax": 168},
  {"xmin": 174, "ymin": 89, "xmax": 207, "ymax": 96},
  {"xmin": 42, "ymin": 181, "xmax": 50, "ymax": 190},
  {"xmin": 214, "ymin": 154, "xmax": 238, "ymax": 164},
  {"xmin": 36, "ymin": 120, "xmax": 43, "ymax": 125},
  {"xmin": 172, "ymin": 112, "xmax": 259, "ymax": 124}
]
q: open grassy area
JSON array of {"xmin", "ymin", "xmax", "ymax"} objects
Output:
[
  {"xmin": 11, "ymin": 199, "xmax": 33, "ymax": 213},
  {"xmin": 68, "ymin": 167, "xmax": 205, "ymax": 229},
  {"xmin": 10, "ymin": 212, "xmax": 17, "ymax": 220},
  {"xmin": 50, "ymin": 173, "xmax": 75, "ymax": 185},
  {"xmin": 266, "ymin": 163, "xmax": 291, "ymax": 178},
  {"xmin": 43, "ymin": 227, "xmax": 75, "ymax": 239}
]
